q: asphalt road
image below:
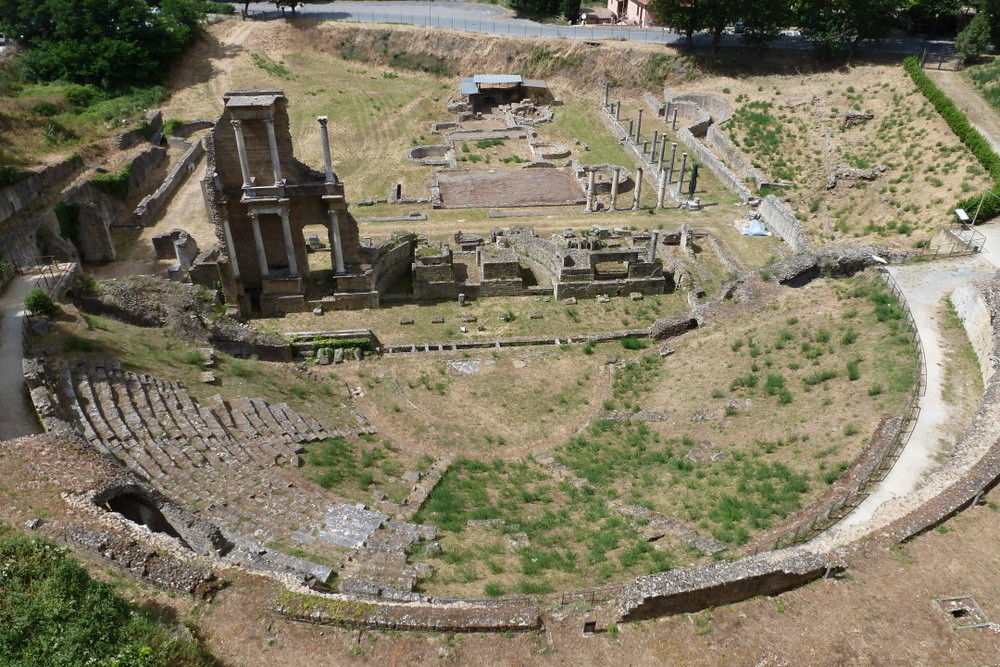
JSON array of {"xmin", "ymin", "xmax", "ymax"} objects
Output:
[{"xmin": 245, "ymin": 1, "xmax": 954, "ymax": 56}]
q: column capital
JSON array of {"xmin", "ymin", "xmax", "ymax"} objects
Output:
[
  {"xmin": 231, "ymin": 119, "xmax": 242, "ymax": 129},
  {"xmin": 317, "ymin": 115, "xmax": 328, "ymax": 126},
  {"xmin": 263, "ymin": 117, "xmax": 275, "ymax": 126}
]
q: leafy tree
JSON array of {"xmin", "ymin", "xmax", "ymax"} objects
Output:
[
  {"xmin": 956, "ymin": 12, "xmax": 992, "ymax": 63},
  {"xmin": 507, "ymin": 0, "xmax": 560, "ymax": 18},
  {"xmin": 561, "ymin": 0, "xmax": 582, "ymax": 22},
  {"xmin": 978, "ymin": 0, "xmax": 1000, "ymax": 49},
  {"xmin": 798, "ymin": 0, "xmax": 898, "ymax": 57},
  {"xmin": 23, "ymin": 287, "xmax": 55, "ymax": 316},
  {"xmin": 0, "ymin": 0, "xmax": 204, "ymax": 89},
  {"xmin": 735, "ymin": 0, "xmax": 789, "ymax": 48},
  {"xmin": 701, "ymin": 0, "xmax": 737, "ymax": 53},
  {"xmin": 646, "ymin": 0, "xmax": 701, "ymax": 49}
]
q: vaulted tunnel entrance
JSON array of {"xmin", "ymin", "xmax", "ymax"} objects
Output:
[{"xmin": 104, "ymin": 493, "xmax": 189, "ymax": 548}]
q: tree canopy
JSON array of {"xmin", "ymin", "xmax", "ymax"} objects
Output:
[{"xmin": 0, "ymin": 0, "xmax": 205, "ymax": 89}]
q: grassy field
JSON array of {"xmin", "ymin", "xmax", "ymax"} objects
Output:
[
  {"xmin": 263, "ymin": 291, "xmax": 689, "ymax": 343},
  {"xmin": 341, "ymin": 347, "xmax": 611, "ymax": 455},
  {"xmin": 706, "ymin": 68, "xmax": 994, "ymax": 244}
]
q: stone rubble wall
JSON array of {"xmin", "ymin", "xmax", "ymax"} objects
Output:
[
  {"xmin": 618, "ymin": 551, "xmax": 829, "ymax": 621},
  {"xmin": 134, "ymin": 139, "xmax": 205, "ymax": 227},
  {"xmin": 270, "ymin": 592, "xmax": 541, "ymax": 633},
  {"xmin": 0, "ymin": 155, "xmax": 83, "ymax": 231},
  {"xmin": 758, "ymin": 194, "xmax": 811, "ymax": 253},
  {"xmin": 705, "ymin": 125, "xmax": 768, "ymax": 190}
]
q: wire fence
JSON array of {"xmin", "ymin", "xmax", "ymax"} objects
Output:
[{"xmin": 751, "ymin": 267, "xmax": 926, "ymax": 554}]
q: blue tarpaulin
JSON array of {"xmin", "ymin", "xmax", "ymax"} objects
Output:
[{"xmin": 742, "ymin": 219, "xmax": 770, "ymax": 236}]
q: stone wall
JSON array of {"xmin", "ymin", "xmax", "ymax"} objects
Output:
[
  {"xmin": 134, "ymin": 139, "xmax": 205, "ymax": 227},
  {"xmin": 951, "ymin": 281, "xmax": 996, "ymax": 384},
  {"xmin": 371, "ymin": 233, "xmax": 417, "ymax": 294},
  {"xmin": 758, "ymin": 195, "xmax": 810, "ymax": 253},
  {"xmin": 705, "ymin": 126, "xmax": 768, "ymax": 190},
  {"xmin": 676, "ymin": 126, "xmax": 754, "ymax": 201},
  {"xmin": 618, "ymin": 552, "xmax": 829, "ymax": 621},
  {"xmin": 271, "ymin": 592, "xmax": 541, "ymax": 633},
  {"xmin": 61, "ymin": 181, "xmax": 121, "ymax": 263},
  {"xmin": 0, "ymin": 155, "xmax": 83, "ymax": 234}
]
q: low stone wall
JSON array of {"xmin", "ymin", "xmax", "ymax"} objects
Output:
[
  {"xmin": 407, "ymin": 144, "xmax": 454, "ymax": 166},
  {"xmin": 758, "ymin": 195, "xmax": 810, "ymax": 253},
  {"xmin": 555, "ymin": 277, "xmax": 664, "ymax": 300},
  {"xmin": 705, "ymin": 125, "xmax": 768, "ymax": 190},
  {"xmin": 677, "ymin": 127, "xmax": 754, "ymax": 201},
  {"xmin": 618, "ymin": 552, "xmax": 829, "ymax": 621},
  {"xmin": 270, "ymin": 592, "xmax": 541, "ymax": 633},
  {"xmin": 134, "ymin": 139, "xmax": 205, "ymax": 227},
  {"xmin": 170, "ymin": 120, "xmax": 215, "ymax": 138}
]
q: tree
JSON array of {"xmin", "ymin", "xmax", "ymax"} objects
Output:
[
  {"xmin": 956, "ymin": 12, "xmax": 991, "ymax": 63},
  {"xmin": 646, "ymin": 0, "xmax": 701, "ymax": 49},
  {"xmin": 560, "ymin": 0, "xmax": 582, "ymax": 22},
  {"xmin": 0, "ymin": 0, "xmax": 204, "ymax": 89},
  {"xmin": 23, "ymin": 287, "xmax": 55, "ymax": 316},
  {"xmin": 735, "ymin": 0, "xmax": 789, "ymax": 48},
  {"xmin": 798, "ymin": 0, "xmax": 898, "ymax": 58}
]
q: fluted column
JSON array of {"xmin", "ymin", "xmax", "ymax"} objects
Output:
[
  {"xmin": 317, "ymin": 116, "xmax": 335, "ymax": 185},
  {"xmin": 328, "ymin": 209, "xmax": 345, "ymax": 274},
  {"xmin": 676, "ymin": 153, "xmax": 688, "ymax": 195},
  {"xmin": 657, "ymin": 168, "xmax": 667, "ymax": 209},
  {"xmin": 264, "ymin": 117, "xmax": 283, "ymax": 184},
  {"xmin": 279, "ymin": 208, "xmax": 297, "ymax": 276},
  {"xmin": 231, "ymin": 120, "xmax": 252, "ymax": 188},
  {"xmin": 250, "ymin": 213, "xmax": 269, "ymax": 277}
]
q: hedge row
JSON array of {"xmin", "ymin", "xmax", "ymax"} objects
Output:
[{"xmin": 904, "ymin": 56, "xmax": 1000, "ymax": 222}]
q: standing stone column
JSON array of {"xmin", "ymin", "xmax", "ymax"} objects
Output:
[
  {"xmin": 585, "ymin": 169, "xmax": 596, "ymax": 212},
  {"xmin": 222, "ymin": 220, "xmax": 240, "ymax": 278},
  {"xmin": 231, "ymin": 120, "xmax": 253, "ymax": 188},
  {"xmin": 642, "ymin": 141, "xmax": 648, "ymax": 159},
  {"xmin": 328, "ymin": 209, "xmax": 345, "ymax": 274},
  {"xmin": 603, "ymin": 83, "xmax": 610, "ymax": 108},
  {"xmin": 317, "ymin": 116, "xmax": 335, "ymax": 185},
  {"xmin": 250, "ymin": 212, "xmax": 269, "ymax": 277},
  {"xmin": 676, "ymin": 153, "xmax": 688, "ymax": 195},
  {"xmin": 657, "ymin": 168, "xmax": 667, "ymax": 209},
  {"xmin": 627, "ymin": 119, "xmax": 634, "ymax": 142},
  {"xmin": 615, "ymin": 101, "xmax": 621, "ymax": 120},
  {"xmin": 658, "ymin": 135, "xmax": 668, "ymax": 172},
  {"xmin": 279, "ymin": 208, "xmax": 298, "ymax": 276},
  {"xmin": 610, "ymin": 167, "xmax": 620, "ymax": 211},
  {"xmin": 264, "ymin": 117, "xmax": 284, "ymax": 184},
  {"xmin": 651, "ymin": 130, "xmax": 659, "ymax": 163},
  {"xmin": 650, "ymin": 230, "xmax": 660, "ymax": 261},
  {"xmin": 666, "ymin": 142, "xmax": 677, "ymax": 183},
  {"xmin": 632, "ymin": 167, "xmax": 643, "ymax": 211},
  {"xmin": 635, "ymin": 109, "xmax": 643, "ymax": 142},
  {"xmin": 671, "ymin": 109, "xmax": 679, "ymax": 131}
]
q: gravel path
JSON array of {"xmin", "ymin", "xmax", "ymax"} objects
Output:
[
  {"xmin": 808, "ymin": 252, "xmax": 998, "ymax": 551},
  {"xmin": 0, "ymin": 274, "xmax": 45, "ymax": 442}
]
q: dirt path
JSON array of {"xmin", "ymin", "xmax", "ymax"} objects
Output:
[
  {"xmin": 0, "ymin": 274, "xmax": 45, "ymax": 442},
  {"xmin": 928, "ymin": 69, "xmax": 1000, "ymax": 155}
]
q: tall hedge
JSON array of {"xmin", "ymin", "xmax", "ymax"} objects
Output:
[{"xmin": 904, "ymin": 56, "xmax": 1000, "ymax": 222}]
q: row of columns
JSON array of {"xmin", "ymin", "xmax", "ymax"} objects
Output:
[
  {"xmin": 228, "ymin": 115, "xmax": 348, "ymax": 280},
  {"xmin": 231, "ymin": 118, "xmax": 285, "ymax": 188}
]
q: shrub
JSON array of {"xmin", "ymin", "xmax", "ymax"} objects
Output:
[
  {"xmin": 24, "ymin": 288, "xmax": 55, "ymax": 316},
  {"xmin": 904, "ymin": 56, "xmax": 1000, "ymax": 222},
  {"xmin": 620, "ymin": 337, "xmax": 646, "ymax": 350},
  {"xmin": 0, "ymin": 525, "xmax": 212, "ymax": 664},
  {"xmin": 90, "ymin": 164, "xmax": 132, "ymax": 201}
]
